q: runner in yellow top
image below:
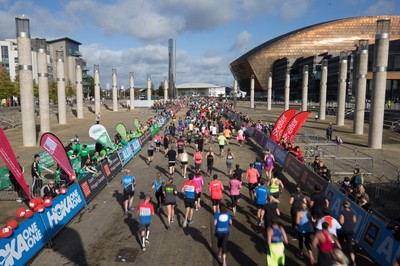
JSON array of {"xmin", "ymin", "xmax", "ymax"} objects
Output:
[
  {"xmin": 267, "ymin": 172, "xmax": 285, "ymax": 199},
  {"xmin": 223, "ymin": 128, "xmax": 231, "ymax": 145}
]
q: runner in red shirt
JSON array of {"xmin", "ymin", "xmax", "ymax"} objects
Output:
[
  {"xmin": 246, "ymin": 163, "xmax": 260, "ymax": 202},
  {"xmin": 208, "ymin": 174, "xmax": 224, "ymax": 213}
]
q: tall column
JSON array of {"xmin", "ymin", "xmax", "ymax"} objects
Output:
[
  {"xmin": 163, "ymin": 77, "xmax": 168, "ymax": 102},
  {"xmin": 37, "ymin": 39, "xmax": 50, "ymax": 132},
  {"xmin": 301, "ymin": 65, "xmax": 309, "ymax": 111},
  {"xmin": 130, "ymin": 72, "xmax": 135, "ymax": 109},
  {"xmin": 319, "ymin": 59, "xmax": 328, "ymax": 120},
  {"xmin": 75, "ymin": 62, "xmax": 84, "ymax": 118},
  {"xmin": 16, "ymin": 17, "xmax": 36, "ymax": 146},
  {"xmin": 368, "ymin": 19, "xmax": 390, "ymax": 149},
  {"xmin": 336, "ymin": 52, "xmax": 348, "ymax": 126},
  {"xmin": 56, "ymin": 51, "xmax": 67, "ymax": 124},
  {"xmin": 168, "ymin": 39, "xmax": 176, "ymax": 99},
  {"xmin": 147, "ymin": 75, "xmax": 152, "ymax": 107},
  {"xmin": 284, "ymin": 68, "xmax": 290, "ymax": 111},
  {"xmin": 250, "ymin": 75, "xmax": 255, "ymax": 109},
  {"xmin": 94, "ymin": 64, "xmax": 101, "ymax": 114},
  {"xmin": 112, "ymin": 69, "xmax": 118, "ymax": 111},
  {"xmin": 233, "ymin": 79, "xmax": 238, "ymax": 108},
  {"xmin": 353, "ymin": 40, "xmax": 369, "ymax": 134},
  {"xmin": 267, "ymin": 73, "xmax": 272, "ymax": 111}
]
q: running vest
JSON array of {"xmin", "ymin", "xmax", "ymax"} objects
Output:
[
  {"xmin": 266, "ymin": 154, "xmax": 273, "ymax": 167},
  {"xmin": 319, "ymin": 231, "xmax": 333, "ymax": 252},
  {"xmin": 298, "ymin": 210, "xmax": 312, "ymax": 233},
  {"xmin": 270, "ymin": 178, "xmax": 280, "ymax": 193},
  {"xmin": 271, "ymin": 226, "xmax": 284, "ymax": 243}
]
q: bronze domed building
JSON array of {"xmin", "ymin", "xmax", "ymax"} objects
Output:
[{"xmin": 230, "ymin": 16, "xmax": 400, "ymax": 101}]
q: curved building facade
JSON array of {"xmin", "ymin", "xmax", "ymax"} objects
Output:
[{"xmin": 230, "ymin": 16, "xmax": 400, "ymax": 93}]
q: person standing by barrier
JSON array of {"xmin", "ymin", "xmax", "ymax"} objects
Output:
[
  {"xmin": 229, "ymin": 174, "xmax": 242, "ymax": 217},
  {"xmin": 209, "ymin": 174, "xmax": 224, "ymax": 213},
  {"xmin": 182, "ymin": 173, "xmax": 198, "ymax": 227},
  {"xmin": 264, "ymin": 150, "xmax": 275, "ymax": 180},
  {"xmin": 267, "ymin": 218, "xmax": 288, "ymax": 266},
  {"xmin": 312, "ymin": 221, "xmax": 341, "ymax": 265},
  {"xmin": 295, "ymin": 203, "xmax": 315, "ymax": 264},
  {"xmin": 214, "ymin": 203, "xmax": 232, "ymax": 266},
  {"xmin": 206, "ymin": 147, "xmax": 215, "ymax": 176},
  {"xmin": 310, "ymin": 185, "xmax": 329, "ymax": 221},
  {"xmin": 163, "ymin": 178, "xmax": 178, "ymax": 229},
  {"xmin": 136, "ymin": 195, "xmax": 155, "ymax": 251},
  {"xmin": 151, "ymin": 172, "xmax": 165, "ymax": 214},
  {"xmin": 121, "ymin": 169, "xmax": 136, "ymax": 215},
  {"xmin": 246, "ymin": 163, "xmax": 260, "ymax": 202},
  {"xmin": 267, "ymin": 173, "xmax": 284, "ymax": 199},
  {"xmin": 326, "ymin": 123, "xmax": 333, "ymax": 141},
  {"xmin": 290, "ymin": 186, "xmax": 307, "ymax": 232},
  {"xmin": 338, "ymin": 201, "xmax": 356, "ymax": 266},
  {"xmin": 31, "ymin": 154, "xmax": 42, "ymax": 198},
  {"xmin": 350, "ymin": 168, "xmax": 362, "ymax": 190}
]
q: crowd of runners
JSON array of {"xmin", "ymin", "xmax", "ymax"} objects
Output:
[{"xmin": 121, "ymin": 98, "xmax": 360, "ymax": 266}]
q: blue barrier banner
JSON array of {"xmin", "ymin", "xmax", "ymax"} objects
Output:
[
  {"xmin": 284, "ymin": 155, "xmax": 303, "ymax": 184},
  {"xmin": 102, "ymin": 153, "xmax": 122, "ymax": 181},
  {"xmin": 0, "ymin": 214, "xmax": 49, "ymax": 266},
  {"xmin": 129, "ymin": 139, "xmax": 141, "ymax": 156},
  {"xmin": 324, "ymin": 184, "xmax": 367, "ymax": 238},
  {"xmin": 117, "ymin": 144, "xmax": 134, "ymax": 166},
  {"xmin": 78, "ymin": 163, "xmax": 107, "ymax": 203},
  {"xmin": 264, "ymin": 139, "xmax": 277, "ymax": 154},
  {"xmin": 246, "ymin": 126, "xmax": 255, "ymax": 137},
  {"xmin": 273, "ymin": 145, "xmax": 289, "ymax": 166},
  {"xmin": 358, "ymin": 214, "xmax": 400, "ymax": 265},
  {"xmin": 40, "ymin": 182, "xmax": 86, "ymax": 239},
  {"xmin": 299, "ymin": 167, "xmax": 328, "ymax": 194}
]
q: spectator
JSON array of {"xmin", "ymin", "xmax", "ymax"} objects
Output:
[
  {"xmin": 319, "ymin": 166, "xmax": 331, "ymax": 182},
  {"xmin": 312, "ymin": 156, "xmax": 322, "ymax": 173},
  {"xmin": 326, "ymin": 123, "xmax": 333, "ymax": 140},
  {"xmin": 8, "ymin": 163, "xmax": 23, "ymax": 202},
  {"xmin": 31, "ymin": 154, "xmax": 42, "ymax": 198},
  {"xmin": 355, "ymin": 184, "xmax": 369, "ymax": 204},
  {"xmin": 339, "ymin": 176, "xmax": 353, "ymax": 196},
  {"xmin": 350, "ymin": 167, "xmax": 362, "ymax": 189},
  {"xmin": 335, "ymin": 136, "xmax": 343, "ymax": 145},
  {"xmin": 41, "ymin": 180, "xmax": 59, "ymax": 199}
]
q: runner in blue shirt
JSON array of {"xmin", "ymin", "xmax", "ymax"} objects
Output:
[
  {"xmin": 254, "ymin": 180, "xmax": 270, "ymax": 226},
  {"xmin": 214, "ymin": 204, "xmax": 232, "ymax": 266},
  {"xmin": 121, "ymin": 169, "xmax": 136, "ymax": 215},
  {"xmin": 253, "ymin": 156, "xmax": 264, "ymax": 181},
  {"xmin": 152, "ymin": 172, "xmax": 165, "ymax": 214}
]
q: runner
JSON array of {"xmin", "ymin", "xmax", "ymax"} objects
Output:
[
  {"xmin": 229, "ymin": 174, "xmax": 242, "ymax": 216},
  {"xmin": 223, "ymin": 126, "xmax": 231, "ymax": 145},
  {"xmin": 225, "ymin": 148, "xmax": 235, "ymax": 177},
  {"xmin": 290, "ymin": 186, "xmax": 307, "ymax": 232},
  {"xmin": 176, "ymin": 136, "xmax": 185, "ymax": 161},
  {"xmin": 180, "ymin": 149, "xmax": 189, "ymax": 179},
  {"xmin": 136, "ymin": 195, "xmax": 155, "ymax": 251},
  {"xmin": 167, "ymin": 145, "xmax": 177, "ymax": 176},
  {"xmin": 151, "ymin": 172, "xmax": 165, "ymax": 214},
  {"xmin": 254, "ymin": 180, "xmax": 270, "ymax": 226},
  {"xmin": 264, "ymin": 149, "xmax": 275, "ymax": 180},
  {"xmin": 267, "ymin": 218, "xmax": 288, "ymax": 266},
  {"xmin": 253, "ymin": 155, "xmax": 264, "ymax": 182},
  {"xmin": 163, "ymin": 134, "xmax": 170, "ymax": 155},
  {"xmin": 209, "ymin": 174, "xmax": 224, "ymax": 213},
  {"xmin": 163, "ymin": 178, "xmax": 178, "ymax": 229},
  {"xmin": 206, "ymin": 147, "xmax": 215, "ymax": 176},
  {"xmin": 338, "ymin": 201, "xmax": 356, "ymax": 266},
  {"xmin": 154, "ymin": 133, "xmax": 161, "ymax": 152},
  {"xmin": 267, "ymin": 173, "xmax": 284, "ymax": 199},
  {"xmin": 182, "ymin": 173, "xmax": 198, "ymax": 227},
  {"xmin": 217, "ymin": 133, "xmax": 227, "ymax": 157},
  {"xmin": 246, "ymin": 163, "xmax": 260, "ymax": 202},
  {"xmin": 147, "ymin": 137, "xmax": 155, "ymax": 165},
  {"xmin": 121, "ymin": 169, "xmax": 136, "ymax": 215},
  {"xmin": 193, "ymin": 169, "xmax": 204, "ymax": 210},
  {"xmin": 214, "ymin": 203, "xmax": 232, "ymax": 266},
  {"xmin": 236, "ymin": 128, "xmax": 244, "ymax": 147},
  {"xmin": 295, "ymin": 203, "xmax": 315, "ymax": 264},
  {"xmin": 193, "ymin": 149, "xmax": 203, "ymax": 171},
  {"xmin": 312, "ymin": 221, "xmax": 341, "ymax": 265}
]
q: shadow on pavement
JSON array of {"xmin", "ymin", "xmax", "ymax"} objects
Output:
[{"xmin": 52, "ymin": 227, "xmax": 88, "ymax": 265}]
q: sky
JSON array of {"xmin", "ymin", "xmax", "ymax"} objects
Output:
[{"xmin": 0, "ymin": 0, "xmax": 399, "ymax": 89}]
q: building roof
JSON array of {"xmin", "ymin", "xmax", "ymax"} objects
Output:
[
  {"xmin": 176, "ymin": 82, "xmax": 222, "ymax": 89},
  {"xmin": 47, "ymin": 37, "xmax": 82, "ymax": 45}
]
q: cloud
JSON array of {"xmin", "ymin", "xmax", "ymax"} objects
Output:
[
  {"xmin": 365, "ymin": 0, "xmax": 396, "ymax": 15},
  {"xmin": 230, "ymin": 31, "xmax": 252, "ymax": 53}
]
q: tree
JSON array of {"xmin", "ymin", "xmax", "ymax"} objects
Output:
[
  {"xmin": 0, "ymin": 69, "xmax": 14, "ymax": 98},
  {"xmin": 65, "ymin": 80, "xmax": 75, "ymax": 97},
  {"xmin": 156, "ymin": 83, "xmax": 164, "ymax": 97},
  {"xmin": 48, "ymin": 81, "xmax": 58, "ymax": 104},
  {"xmin": 87, "ymin": 75, "xmax": 95, "ymax": 97}
]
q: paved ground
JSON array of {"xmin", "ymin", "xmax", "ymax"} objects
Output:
[{"xmin": 1, "ymin": 101, "xmax": 396, "ymax": 265}]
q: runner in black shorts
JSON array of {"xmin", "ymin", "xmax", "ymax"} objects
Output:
[{"xmin": 167, "ymin": 145, "xmax": 177, "ymax": 176}]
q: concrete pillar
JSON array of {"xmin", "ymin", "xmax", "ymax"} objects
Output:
[
  {"xmin": 284, "ymin": 68, "xmax": 290, "ymax": 111},
  {"xmin": 75, "ymin": 62, "xmax": 84, "ymax": 118},
  {"xmin": 368, "ymin": 19, "xmax": 391, "ymax": 149},
  {"xmin": 130, "ymin": 72, "xmax": 135, "ymax": 109},
  {"xmin": 94, "ymin": 64, "xmax": 101, "ymax": 114},
  {"xmin": 336, "ymin": 52, "xmax": 348, "ymax": 126},
  {"xmin": 168, "ymin": 39, "xmax": 176, "ymax": 99},
  {"xmin": 163, "ymin": 77, "xmax": 168, "ymax": 102},
  {"xmin": 267, "ymin": 73, "xmax": 272, "ymax": 111},
  {"xmin": 56, "ymin": 51, "xmax": 67, "ymax": 124},
  {"xmin": 36, "ymin": 39, "xmax": 50, "ymax": 133},
  {"xmin": 250, "ymin": 75, "xmax": 255, "ymax": 109},
  {"xmin": 147, "ymin": 75, "xmax": 152, "ymax": 106},
  {"xmin": 353, "ymin": 40, "xmax": 369, "ymax": 134},
  {"xmin": 112, "ymin": 69, "xmax": 118, "ymax": 111},
  {"xmin": 233, "ymin": 79, "xmax": 238, "ymax": 108},
  {"xmin": 16, "ymin": 17, "xmax": 36, "ymax": 146},
  {"xmin": 319, "ymin": 59, "xmax": 328, "ymax": 120},
  {"xmin": 301, "ymin": 65, "xmax": 309, "ymax": 111}
]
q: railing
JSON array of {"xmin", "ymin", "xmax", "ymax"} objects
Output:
[{"xmin": 0, "ymin": 116, "xmax": 16, "ymax": 129}]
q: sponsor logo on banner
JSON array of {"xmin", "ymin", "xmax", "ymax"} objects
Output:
[
  {"xmin": 41, "ymin": 183, "xmax": 85, "ymax": 238},
  {"xmin": 78, "ymin": 164, "xmax": 107, "ymax": 203},
  {"xmin": 273, "ymin": 146, "xmax": 288, "ymax": 166},
  {"xmin": 281, "ymin": 111, "xmax": 310, "ymax": 143},
  {"xmin": 43, "ymin": 138, "xmax": 57, "ymax": 154},
  {"xmin": 0, "ymin": 215, "xmax": 48, "ymax": 266},
  {"xmin": 270, "ymin": 109, "xmax": 297, "ymax": 142},
  {"xmin": 129, "ymin": 139, "xmax": 141, "ymax": 156},
  {"xmin": 118, "ymin": 145, "xmax": 133, "ymax": 166},
  {"xmin": 101, "ymin": 153, "xmax": 122, "ymax": 181}
]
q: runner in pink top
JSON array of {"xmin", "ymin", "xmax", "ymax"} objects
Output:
[
  {"xmin": 229, "ymin": 175, "xmax": 242, "ymax": 216},
  {"xmin": 246, "ymin": 163, "xmax": 260, "ymax": 202},
  {"xmin": 193, "ymin": 169, "xmax": 204, "ymax": 210}
]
